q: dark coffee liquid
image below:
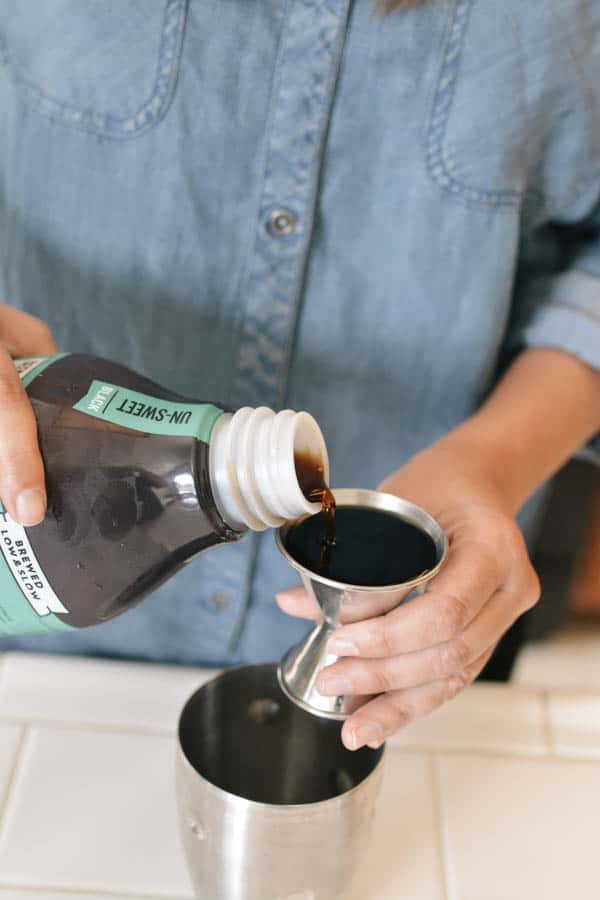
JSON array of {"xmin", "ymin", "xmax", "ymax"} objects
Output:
[
  {"xmin": 285, "ymin": 505, "xmax": 437, "ymax": 587},
  {"xmin": 294, "ymin": 451, "xmax": 337, "ymax": 573}
]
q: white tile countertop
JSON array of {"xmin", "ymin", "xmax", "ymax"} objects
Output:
[{"xmin": 0, "ymin": 651, "xmax": 600, "ymax": 900}]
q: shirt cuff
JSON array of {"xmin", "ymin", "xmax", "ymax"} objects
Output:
[{"xmin": 510, "ymin": 269, "xmax": 600, "ymax": 464}]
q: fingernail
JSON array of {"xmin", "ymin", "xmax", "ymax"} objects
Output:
[
  {"xmin": 367, "ymin": 740, "xmax": 384, "ymax": 749},
  {"xmin": 343, "ymin": 730, "xmax": 359, "ymax": 751},
  {"xmin": 15, "ymin": 488, "xmax": 45, "ymax": 526},
  {"xmin": 349, "ymin": 724, "xmax": 383, "ymax": 750},
  {"xmin": 318, "ymin": 676, "xmax": 354, "ymax": 696},
  {"xmin": 327, "ymin": 637, "xmax": 359, "ymax": 657}
]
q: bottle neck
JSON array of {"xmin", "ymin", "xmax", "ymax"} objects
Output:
[{"xmin": 208, "ymin": 407, "xmax": 329, "ymax": 532}]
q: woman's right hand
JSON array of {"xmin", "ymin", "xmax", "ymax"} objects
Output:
[{"xmin": 0, "ymin": 304, "xmax": 58, "ymax": 526}]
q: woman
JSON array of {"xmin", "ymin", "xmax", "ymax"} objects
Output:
[{"xmin": 0, "ymin": 0, "xmax": 599, "ymax": 751}]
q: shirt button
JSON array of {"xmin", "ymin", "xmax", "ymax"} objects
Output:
[
  {"xmin": 211, "ymin": 591, "xmax": 230, "ymax": 612},
  {"xmin": 266, "ymin": 208, "xmax": 298, "ymax": 237}
]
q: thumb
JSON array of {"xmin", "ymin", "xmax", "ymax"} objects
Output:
[{"xmin": 0, "ymin": 347, "xmax": 47, "ymax": 525}]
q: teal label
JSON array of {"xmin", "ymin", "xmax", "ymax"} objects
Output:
[
  {"xmin": 14, "ymin": 354, "xmax": 68, "ymax": 387},
  {"xmin": 0, "ymin": 354, "xmax": 73, "ymax": 635},
  {"xmin": 0, "ymin": 503, "xmax": 72, "ymax": 636},
  {"xmin": 73, "ymin": 380, "xmax": 223, "ymax": 441}
]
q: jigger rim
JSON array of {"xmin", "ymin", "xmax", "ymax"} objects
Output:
[{"xmin": 275, "ymin": 487, "xmax": 448, "ymax": 593}]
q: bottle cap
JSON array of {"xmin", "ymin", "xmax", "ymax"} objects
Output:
[{"xmin": 209, "ymin": 407, "xmax": 329, "ymax": 531}]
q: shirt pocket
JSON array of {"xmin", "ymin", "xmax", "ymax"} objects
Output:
[
  {"xmin": 0, "ymin": 0, "xmax": 187, "ymax": 139},
  {"xmin": 426, "ymin": 0, "xmax": 597, "ymax": 212}
]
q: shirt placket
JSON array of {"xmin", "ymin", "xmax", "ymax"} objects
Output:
[{"xmin": 211, "ymin": 0, "xmax": 353, "ymax": 654}]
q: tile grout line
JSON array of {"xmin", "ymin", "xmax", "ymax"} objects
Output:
[
  {"xmin": 0, "ymin": 723, "xmax": 29, "ymax": 847},
  {"xmin": 395, "ymin": 741, "xmax": 547, "ymax": 757},
  {"xmin": 0, "ymin": 719, "xmax": 555, "ymax": 758},
  {"xmin": 2, "ymin": 717, "xmax": 599, "ymax": 763},
  {"xmin": 398, "ymin": 743, "xmax": 600, "ymax": 765},
  {"xmin": 0, "ymin": 718, "xmax": 560, "ymax": 754},
  {"xmin": 0, "ymin": 884, "xmax": 192, "ymax": 900},
  {"xmin": 541, "ymin": 690, "xmax": 556, "ymax": 756},
  {"xmin": 387, "ymin": 742, "xmax": 547, "ymax": 761},
  {"xmin": 429, "ymin": 752, "xmax": 452, "ymax": 900},
  {"xmin": 0, "ymin": 715, "xmax": 175, "ymax": 740}
]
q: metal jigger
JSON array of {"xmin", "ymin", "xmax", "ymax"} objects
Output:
[{"xmin": 275, "ymin": 488, "xmax": 448, "ymax": 720}]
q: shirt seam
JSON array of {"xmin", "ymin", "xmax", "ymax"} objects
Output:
[
  {"xmin": 0, "ymin": 0, "xmax": 187, "ymax": 140},
  {"xmin": 425, "ymin": 0, "xmax": 542, "ymax": 212},
  {"xmin": 222, "ymin": 0, "xmax": 293, "ymax": 411},
  {"xmin": 275, "ymin": 0, "xmax": 354, "ymax": 411}
]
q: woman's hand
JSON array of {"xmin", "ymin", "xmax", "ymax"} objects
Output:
[
  {"xmin": 276, "ymin": 433, "xmax": 541, "ymax": 751},
  {"xmin": 0, "ymin": 304, "xmax": 58, "ymax": 525}
]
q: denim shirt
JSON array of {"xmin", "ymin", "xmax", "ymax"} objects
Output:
[{"xmin": 1, "ymin": 0, "xmax": 599, "ymax": 665}]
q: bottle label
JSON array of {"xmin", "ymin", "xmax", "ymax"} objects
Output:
[
  {"xmin": 0, "ymin": 356, "xmax": 224, "ymax": 637},
  {"xmin": 0, "ymin": 355, "xmax": 74, "ymax": 635},
  {"xmin": 73, "ymin": 379, "xmax": 223, "ymax": 441},
  {"xmin": 14, "ymin": 354, "xmax": 69, "ymax": 387},
  {"xmin": 0, "ymin": 503, "xmax": 72, "ymax": 635}
]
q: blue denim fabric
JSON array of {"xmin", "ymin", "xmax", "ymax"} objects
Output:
[{"xmin": 0, "ymin": 0, "xmax": 599, "ymax": 664}]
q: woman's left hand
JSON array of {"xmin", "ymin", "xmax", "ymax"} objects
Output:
[{"xmin": 276, "ymin": 435, "xmax": 541, "ymax": 751}]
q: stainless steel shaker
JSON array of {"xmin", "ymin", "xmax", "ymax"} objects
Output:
[{"xmin": 176, "ymin": 663, "xmax": 384, "ymax": 900}]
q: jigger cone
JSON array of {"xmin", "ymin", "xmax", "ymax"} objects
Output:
[
  {"xmin": 278, "ymin": 590, "xmax": 365, "ymax": 720},
  {"xmin": 275, "ymin": 488, "xmax": 448, "ymax": 720}
]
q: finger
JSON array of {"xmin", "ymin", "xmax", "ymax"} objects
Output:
[
  {"xmin": 276, "ymin": 586, "xmax": 322, "ymax": 621},
  {"xmin": 0, "ymin": 347, "xmax": 47, "ymax": 525},
  {"xmin": 318, "ymin": 587, "xmax": 531, "ymax": 696},
  {"xmin": 341, "ymin": 647, "xmax": 494, "ymax": 750},
  {"xmin": 0, "ymin": 304, "xmax": 57, "ymax": 356},
  {"xmin": 326, "ymin": 539, "xmax": 504, "ymax": 660}
]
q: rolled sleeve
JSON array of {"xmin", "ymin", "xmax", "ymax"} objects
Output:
[
  {"xmin": 517, "ymin": 270, "xmax": 600, "ymax": 371},
  {"xmin": 507, "ymin": 199, "xmax": 600, "ymax": 463}
]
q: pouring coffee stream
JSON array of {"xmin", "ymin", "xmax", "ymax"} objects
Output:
[{"xmin": 294, "ymin": 450, "xmax": 337, "ymax": 574}]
